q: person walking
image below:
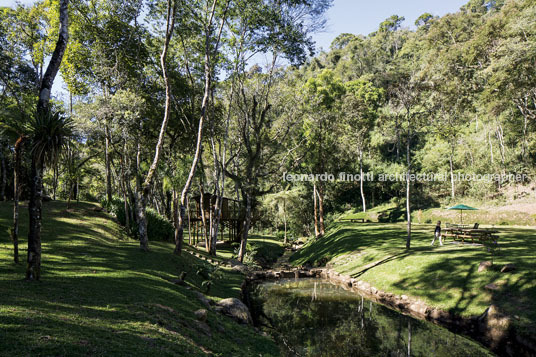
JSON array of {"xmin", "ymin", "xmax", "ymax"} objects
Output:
[{"xmin": 431, "ymin": 221, "xmax": 443, "ymax": 246}]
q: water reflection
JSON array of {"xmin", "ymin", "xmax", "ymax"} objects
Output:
[{"xmin": 251, "ymin": 279, "xmax": 494, "ymax": 357}]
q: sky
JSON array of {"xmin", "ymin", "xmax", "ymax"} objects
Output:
[
  {"xmin": 314, "ymin": 0, "xmax": 468, "ymax": 51},
  {"xmin": 1, "ymin": 0, "xmax": 469, "ymax": 97}
]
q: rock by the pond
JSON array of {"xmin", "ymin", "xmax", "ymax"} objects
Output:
[
  {"xmin": 194, "ymin": 309, "xmax": 208, "ymax": 322},
  {"xmin": 480, "ymin": 304, "xmax": 512, "ymax": 349},
  {"xmin": 500, "ymin": 263, "xmax": 516, "ymax": 273},
  {"xmin": 215, "ymin": 298, "xmax": 253, "ymax": 325},
  {"xmin": 478, "ymin": 261, "xmax": 493, "ymax": 272}
]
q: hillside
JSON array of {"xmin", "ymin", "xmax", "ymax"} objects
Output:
[{"xmin": 0, "ymin": 201, "xmax": 278, "ymax": 356}]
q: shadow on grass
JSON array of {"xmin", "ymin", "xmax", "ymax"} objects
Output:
[
  {"xmin": 290, "ymin": 221, "xmax": 536, "ymax": 329},
  {"xmin": 0, "ymin": 201, "xmax": 278, "ymax": 356}
]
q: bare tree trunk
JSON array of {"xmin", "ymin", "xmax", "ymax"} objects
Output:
[
  {"xmin": 36, "ymin": 0, "xmax": 68, "ymax": 112},
  {"xmin": 187, "ymin": 196, "xmax": 192, "ymax": 245},
  {"xmin": 199, "ymin": 184, "xmax": 209, "ymax": 252},
  {"xmin": 395, "ymin": 114, "xmax": 400, "ymax": 161},
  {"xmin": 173, "ymin": 189, "xmax": 180, "ymax": 251},
  {"xmin": 449, "ymin": 147, "xmax": 455, "ymax": 199},
  {"xmin": 283, "ymin": 199, "xmax": 287, "ymax": 245},
  {"xmin": 313, "ymin": 182, "xmax": 319, "ymax": 238},
  {"xmin": 136, "ymin": 0, "xmax": 176, "ymax": 251},
  {"xmin": 52, "ymin": 163, "xmax": 58, "ymax": 200},
  {"xmin": 104, "ymin": 122, "xmax": 113, "ymax": 203},
  {"xmin": 0, "ymin": 143, "xmax": 6, "ymax": 201},
  {"xmin": 406, "ymin": 125, "xmax": 412, "ymax": 250},
  {"xmin": 27, "ymin": 158, "xmax": 44, "ymax": 280},
  {"xmin": 67, "ymin": 182, "xmax": 74, "ymax": 209},
  {"xmin": 237, "ymin": 192, "xmax": 251, "ymax": 262},
  {"xmin": 317, "ymin": 185, "xmax": 325, "ymax": 236},
  {"xmin": 359, "ymin": 148, "xmax": 366, "ymax": 212},
  {"xmin": 27, "ymin": 0, "xmax": 69, "ymax": 280},
  {"xmin": 12, "ymin": 138, "xmax": 23, "ymax": 264},
  {"xmin": 488, "ymin": 131, "xmax": 494, "ymax": 164},
  {"xmin": 407, "ymin": 319, "xmax": 412, "ymax": 357},
  {"xmin": 174, "ymin": 0, "xmax": 229, "ymax": 255}
]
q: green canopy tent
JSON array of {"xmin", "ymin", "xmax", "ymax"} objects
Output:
[{"xmin": 447, "ymin": 204, "xmax": 478, "ymax": 224}]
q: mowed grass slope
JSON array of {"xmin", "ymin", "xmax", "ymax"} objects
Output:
[
  {"xmin": 290, "ymin": 222, "xmax": 536, "ymax": 336},
  {"xmin": 0, "ymin": 201, "xmax": 278, "ymax": 356}
]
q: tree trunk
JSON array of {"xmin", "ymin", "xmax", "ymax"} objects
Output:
[
  {"xmin": 313, "ymin": 182, "xmax": 319, "ymax": 238},
  {"xmin": 27, "ymin": 158, "xmax": 44, "ymax": 280},
  {"xmin": 407, "ymin": 319, "xmax": 412, "ymax": 357},
  {"xmin": 449, "ymin": 148, "xmax": 455, "ymax": 199},
  {"xmin": 283, "ymin": 199, "xmax": 287, "ymax": 245},
  {"xmin": 12, "ymin": 138, "xmax": 23, "ymax": 264},
  {"xmin": 52, "ymin": 163, "xmax": 58, "ymax": 200},
  {"xmin": 406, "ymin": 127, "xmax": 412, "ymax": 250},
  {"xmin": 359, "ymin": 148, "xmax": 366, "ymax": 212},
  {"xmin": 173, "ymin": 190, "xmax": 181, "ymax": 252},
  {"xmin": 187, "ymin": 196, "xmax": 192, "ymax": 245},
  {"xmin": 67, "ymin": 182, "xmax": 74, "ymax": 209},
  {"xmin": 0, "ymin": 143, "xmax": 6, "ymax": 201},
  {"xmin": 199, "ymin": 184, "xmax": 209, "ymax": 252},
  {"xmin": 27, "ymin": 0, "xmax": 69, "ymax": 280},
  {"xmin": 173, "ymin": 0, "xmax": 229, "ymax": 254},
  {"xmin": 317, "ymin": 185, "xmax": 325, "ymax": 236},
  {"xmin": 238, "ymin": 192, "xmax": 251, "ymax": 262},
  {"xmin": 104, "ymin": 124, "xmax": 112, "ymax": 202},
  {"xmin": 137, "ymin": 0, "xmax": 176, "ymax": 251},
  {"xmin": 37, "ymin": 0, "xmax": 69, "ymax": 112}
]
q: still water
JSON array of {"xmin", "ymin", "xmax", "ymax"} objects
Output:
[{"xmin": 251, "ymin": 279, "xmax": 494, "ymax": 357}]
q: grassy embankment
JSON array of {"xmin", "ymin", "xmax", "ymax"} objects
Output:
[
  {"xmin": 291, "ymin": 209, "xmax": 536, "ymax": 338},
  {"xmin": 0, "ymin": 201, "xmax": 279, "ymax": 356}
]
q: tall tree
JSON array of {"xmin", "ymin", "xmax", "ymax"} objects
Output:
[
  {"xmin": 136, "ymin": 0, "xmax": 177, "ymax": 251},
  {"xmin": 26, "ymin": 0, "xmax": 69, "ymax": 281}
]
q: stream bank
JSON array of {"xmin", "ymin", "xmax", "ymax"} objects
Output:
[{"xmin": 244, "ymin": 267, "xmax": 535, "ymax": 357}]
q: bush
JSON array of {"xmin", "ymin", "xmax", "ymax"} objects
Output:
[
  {"xmin": 101, "ymin": 198, "xmax": 174, "ymax": 241},
  {"xmin": 146, "ymin": 208, "xmax": 174, "ymax": 241}
]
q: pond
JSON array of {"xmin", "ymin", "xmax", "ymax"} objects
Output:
[{"xmin": 250, "ymin": 278, "xmax": 495, "ymax": 357}]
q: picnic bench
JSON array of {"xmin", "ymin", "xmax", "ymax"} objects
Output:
[{"xmin": 443, "ymin": 224, "xmax": 499, "ymax": 244}]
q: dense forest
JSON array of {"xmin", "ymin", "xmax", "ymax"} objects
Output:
[{"xmin": 1, "ymin": 0, "xmax": 535, "ymax": 278}]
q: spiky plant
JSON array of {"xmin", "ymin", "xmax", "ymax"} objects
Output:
[{"xmin": 26, "ymin": 109, "xmax": 73, "ymax": 280}]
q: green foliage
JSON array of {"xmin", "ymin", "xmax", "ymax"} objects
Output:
[
  {"xmin": 101, "ymin": 198, "xmax": 174, "ymax": 241},
  {"xmin": 145, "ymin": 207, "xmax": 174, "ymax": 242}
]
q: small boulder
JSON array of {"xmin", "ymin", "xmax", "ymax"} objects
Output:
[
  {"xmin": 232, "ymin": 265, "xmax": 248, "ymax": 273},
  {"xmin": 215, "ymin": 298, "xmax": 253, "ymax": 325},
  {"xmin": 194, "ymin": 321, "xmax": 211, "ymax": 336},
  {"xmin": 478, "ymin": 261, "xmax": 493, "ymax": 272},
  {"xmin": 485, "ymin": 283, "xmax": 499, "ymax": 291},
  {"xmin": 500, "ymin": 264, "xmax": 516, "ymax": 273},
  {"xmin": 194, "ymin": 309, "xmax": 208, "ymax": 322},
  {"xmin": 194, "ymin": 291, "xmax": 213, "ymax": 309},
  {"xmin": 170, "ymin": 279, "xmax": 187, "ymax": 286}
]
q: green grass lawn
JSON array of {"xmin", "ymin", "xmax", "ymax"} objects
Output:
[
  {"xmin": 290, "ymin": 221, "xmax": 536, "ymax": 337},
  {"xmin": 0, "ymin": 201, "xmax": 278, "ymax": 356}
]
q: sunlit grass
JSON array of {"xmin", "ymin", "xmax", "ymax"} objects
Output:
[
  {"xmin": 0, "ymin": 201, "xmax": 278, "ymax": 356},
  {"xmin": 291, "ymin": 221, "xmax": 536, "ymax": 337}
]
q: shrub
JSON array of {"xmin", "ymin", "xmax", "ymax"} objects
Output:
[
  {"xmin": 101, "ymin": 198, "xmax": 174, "ymax": 241},
  {"xmin": 146, "ymin": 208, "xmax": 174, "ymax": 241}
]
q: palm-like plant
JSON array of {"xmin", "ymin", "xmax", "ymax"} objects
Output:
[{"xmin": 26, "ymin": 110, "xmax": 73, "ymax": 280}]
